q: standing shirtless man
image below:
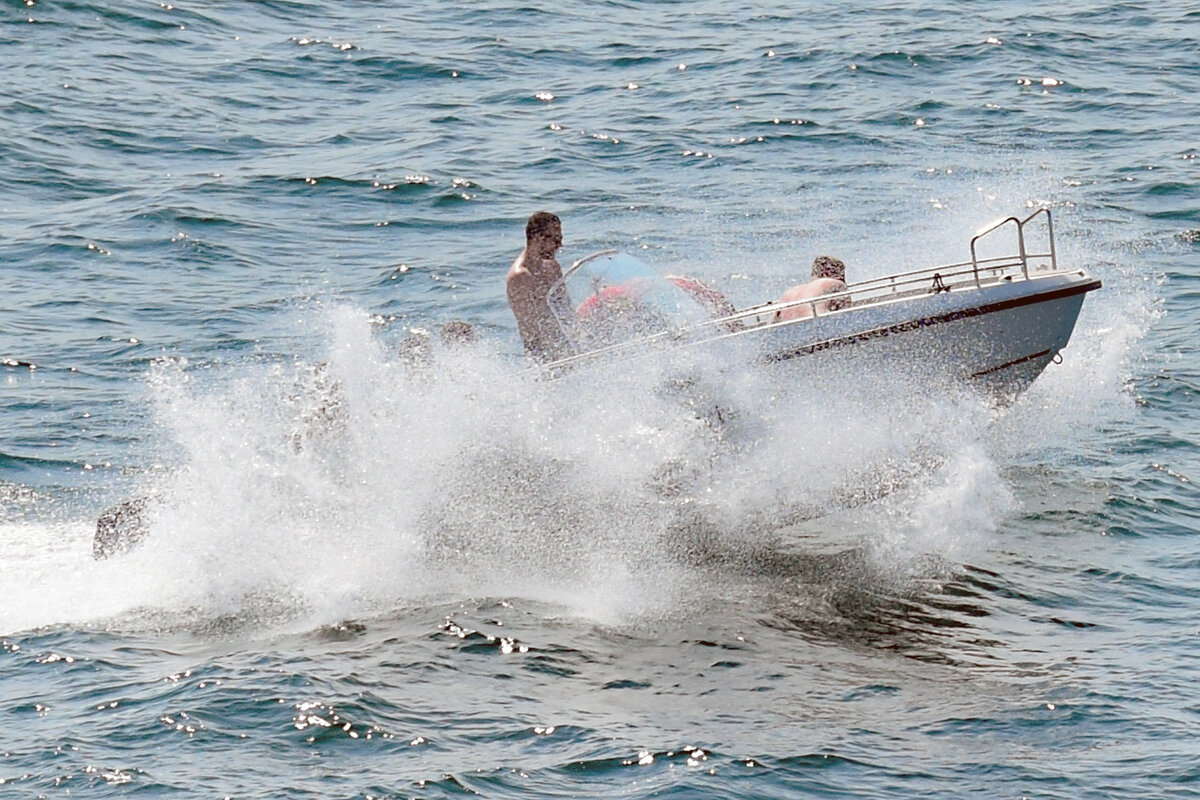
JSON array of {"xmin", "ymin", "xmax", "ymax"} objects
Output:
[{"xmin": 507, "ymin": 211, "xmax": 568, "ymax": 360}]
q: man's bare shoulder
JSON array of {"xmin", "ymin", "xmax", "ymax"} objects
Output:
[
  {"xmin": 812, "ymin": 277, "xmax": 847, "ymax": 294},
  {"xmin": 507, "ymin": 255, "xmax": 539, "ymax": 307},
  {"xmin": 777, "ymin": 277, "xmax": 847, "ymax": 304},
  {"xmin": 507, "ymin": 250, "xmax": 531, "ymax": 282}
]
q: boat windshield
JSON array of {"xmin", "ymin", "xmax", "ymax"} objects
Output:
[{"xmin": 547, "ymin": 251, "xmax": 713, "ymax": 355}]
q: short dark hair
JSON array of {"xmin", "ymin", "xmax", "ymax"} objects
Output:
[
  {"xmin": 811, "ymin": 255, "xmax": 845, "ymax": 280},
  {"xmin": 526, "ymin": 211, "xmax": 561, "ymax": 241}
]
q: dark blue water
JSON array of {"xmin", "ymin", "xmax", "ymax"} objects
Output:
[{"xmin": 2, "ymin": 1, "xmax": 1198, "ymax": 797}]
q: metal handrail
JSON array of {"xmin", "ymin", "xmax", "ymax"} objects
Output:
[
  {"xmin": 970, "ymin": 208, "xmax": 1056, "ymax": 287},
  {"xmin": 725, "ymin": 254, "xmax": 1040, "ymax": 325},
  {"xmin": 695, "ymin": 209, "xmax": 1060, "ymax": 333}
]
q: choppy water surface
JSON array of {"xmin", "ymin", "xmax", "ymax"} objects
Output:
[{"xmin": 1, "ymin": 1, "xmax": 1197, "ymax": 797}]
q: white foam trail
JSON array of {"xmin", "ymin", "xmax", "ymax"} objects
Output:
[
  {"xmin": 132, "ymin": 322, "xmax": 953, "ymax": 624},
  {"xmin": 0, "ymin": 519, "xmax": 197, "ymax": 634}
]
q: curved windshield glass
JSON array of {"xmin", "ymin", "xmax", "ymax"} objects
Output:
[{"xmin": 547, "ymin": 251, "xmax": 715, "ymax": 355}]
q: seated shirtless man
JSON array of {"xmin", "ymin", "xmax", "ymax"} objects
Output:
[
  {"xmin": 507, "ymin": 211, "xmax": 569, "ymax": 361},
  {"xmin": 775, "ymin": 255, "xmax": 849, "ymax": 321}
]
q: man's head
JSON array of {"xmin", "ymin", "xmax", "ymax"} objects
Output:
[
  {"xmin": 525, "ymin": 211, "xmax": 562, "ymax": 256},
  {"xmin": 811, "ymin": 255, "xmax": 845, "ymax": 281}
]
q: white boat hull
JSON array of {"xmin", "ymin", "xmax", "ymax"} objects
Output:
[{"xmin": 752, "ymin": 270, "xmax": 1100, "ymax": 392}]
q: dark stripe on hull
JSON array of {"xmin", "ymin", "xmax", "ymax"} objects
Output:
[
  {"xmin": 767, "ymin": 278, "xmax": 1102, "ymax": 363},
  {"xmin": 970, "ymin": 349, "xmax": 1052, "ymax": 378}
]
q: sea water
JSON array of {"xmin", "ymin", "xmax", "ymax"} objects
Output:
[{"xmin": 1, "ymin": 1, "xmax": 1197, "ymax": 797}]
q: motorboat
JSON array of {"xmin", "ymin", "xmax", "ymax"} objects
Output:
[
  {"xmin": 541, "ymin": 209, "xmax": 1101, "ymax": 393},
  {"xmin": 91, "ymin": 210, "xmax": 1100, "ymax": 560}
]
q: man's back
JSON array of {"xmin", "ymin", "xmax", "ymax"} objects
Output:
[{"xmin": 507, "ymin": 212, "xmax": 567, "ymax": 360}]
